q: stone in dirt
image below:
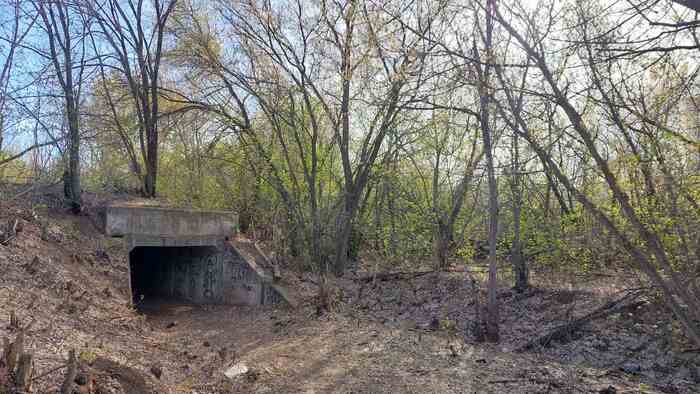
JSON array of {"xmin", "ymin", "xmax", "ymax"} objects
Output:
[
  {"xmin": 224, "ymin": 363, "xmax": 249, "ymax": 380},
  {"xmin": 24, "ymin": 256, "xmax": 39, "ymax": 275},
  {"xmin": 620, "ymin": 363, "xmax": 641, "ymax": 375},
  {"xmin": 598, "ymin": 386, "xmax": 616, "ymax": 394},
  {"xmin": 150, "ymin": 364, "xmax": 162, "ymax": 379}
]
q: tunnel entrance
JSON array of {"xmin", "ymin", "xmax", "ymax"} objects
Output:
[
  {"xmin": 108, "ymin": 205, "xmax": 291, "ymax": 308},
  {"xmin": 129, "ymin": 246, "xmax": 221, "ymax": 306}
]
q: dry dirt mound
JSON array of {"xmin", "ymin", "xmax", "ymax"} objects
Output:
[{"xmin": 0, "ymin": 184, "xmax": 173, "ymax": 392}]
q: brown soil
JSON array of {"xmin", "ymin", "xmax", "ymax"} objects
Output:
[{"xmin": 0, "ymin": 184, "xmax": 698, "ymax": 393}]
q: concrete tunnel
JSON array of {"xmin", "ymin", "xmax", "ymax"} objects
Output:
[
  {"xmin": 129, "ymin": 245, "xmax": 220, "ymax": 304},
  {"xmin": 105, "ymin": 205, "xmax": 289, "ymax": 308}
]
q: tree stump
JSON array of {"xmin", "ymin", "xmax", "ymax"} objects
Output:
[
  {"xmin": 0, "ymin": 218, "xmax": 18, "ymax": 245},
  {"xmin": 15, "ymin": 353, "xmax": 33, "ymax": 392},
  {"xmin": 61, "ymin": 349, "xmax": 78, "ymax": 394},
  {"xmin": 5, "ymin": 330, "xmax": 24, "ymax": 373},
  {"xmin": 9, "ymin": 311, "xmax": 19, "ymax": 330},
  {"xmin": 2, "ymin": 330, "xmax": 33, "ymax": 393}
]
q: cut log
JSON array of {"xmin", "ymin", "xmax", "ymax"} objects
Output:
[{"xmin": 516, "ymin": 291, "xmax": 646, "ymax": 352}]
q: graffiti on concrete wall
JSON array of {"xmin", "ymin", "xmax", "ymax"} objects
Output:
[
  {"xmin": 129, "ymin": 243, "xmax": 287, "ymax": 306},
  {"xmin": 203, "ymin": 254, "xmax": 217, "ymax": 299}
]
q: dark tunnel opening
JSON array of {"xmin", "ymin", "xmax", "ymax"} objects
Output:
[{"xmin": 128, "ymin": 246, "xmax": 220, "ymax": 307}]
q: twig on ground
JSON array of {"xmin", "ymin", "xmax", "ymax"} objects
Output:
[
  {"xmin": 516, "ymin": 289, "xmax": 647, "ymax": 352},
  {"xmin": 31, "ymin": 363, "xmax": 68, "ymax": 382},
  {"xmin": 354, "ymin": 270, "xmax": 435, "ymax": 283}
]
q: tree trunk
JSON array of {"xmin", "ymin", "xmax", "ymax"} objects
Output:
[
  {"xmin": 332, "ymin": 207, "xmax": 352, "ymax": 276},
  {"xmin": 373, "ymin": 186, "xmax": 384, "ymax": 250},
  {"xmin": 60, "ymin": 349, "xmax": 77, "ymax": 394},
  {"xmin": 0, "ymin": 115, "xmax": 4, "ymax": 154},
  {"xmin": 143, "ymin": 123, "xmax": 158, "ymax": 198},
  {"xmin": 511, "ymin": 132, "xmax": 527, "ymax": 292},
  {"xmin": 477, "ymin": 0, "xmax": 500, "ymax": 343},
  {"xmin": 434, "ymin": 221, "xmax": 452, "ymax": 271},
  {"xmin": 64, "ymin": 101, "xmax": 81, "ymax": 211},
  {"xmin": 15, "ymin": 353, "xmax": 32, "ymax": 392},
  {"xmin": 37, "ymin": 0, "xmax": 83, "ymax": 212},
  {"xmin": 483, "ymin": 130, "xmax": 500, "ymax": 343},
  {"xmin": 311, "ymin": 198, "xmax": 324, "ymax": 273}
]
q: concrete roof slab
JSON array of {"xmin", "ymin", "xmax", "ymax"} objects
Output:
[{"xmin": 105, "ymin": 205, "xmax": 238, "ymax": 238}]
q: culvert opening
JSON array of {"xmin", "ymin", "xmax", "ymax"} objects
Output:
[{"xmin": 129, "ymin": 245, "xmax": 220, "ymax": 307}]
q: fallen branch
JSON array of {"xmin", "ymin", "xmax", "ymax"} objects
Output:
[
  {"xmin": 31, "ymin": 363, "xmax": 67, "ymax": 382},
  {"xmin": 354, "ymin": 270, "xmax": 435, "ymax": 283},
  {"xmin": 516, "ymin": 290, "xmax": 646, "ymax": 352},
  {"xmin": 489, "ymin": 379, "xmax": 522, "ymax": 384},
  {"xmin": 488, "ymin": 378, "xmax": 553, "ymax": 385},
  {"xmin": 0, "ymin": 235, "xmax": 15, "ymax": 246}
]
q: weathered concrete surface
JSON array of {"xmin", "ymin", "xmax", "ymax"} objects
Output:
[
  {"xmin": 105, "ymin": 205, "xmax": 238, "ymax": 238},
  {"xmin": 130, "ymin": 246, "xmax": 224, "ymax": 303},
  {"xmin": 106, "ymin": 205, "xmax": 293, "ymax": 307},
  {"xmin": 129, "ymin": 243, "xmax": 285, "ymax": 306},
  {"xmin": 229, "ymin": 238, "xmax": 298, "ymax": 307}
]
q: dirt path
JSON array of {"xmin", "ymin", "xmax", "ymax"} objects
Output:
[{"xmin": 134, "ymin": 299, "xmax": 675, "ymax": 394}]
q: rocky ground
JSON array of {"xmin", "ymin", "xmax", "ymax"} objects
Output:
[{"xmin": 0, "ymin": 183, "xmax": 698, "ymax": 393}]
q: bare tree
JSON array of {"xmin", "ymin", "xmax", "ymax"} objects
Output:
[
  {"xmin": 509, "ymin": 121, "xmax": 527, "ymax": 292},
  {"xmin": 33, "ymin": 0, "xmax": 90, "ymax": 210},
  {"xmin": 496, "ymin": 61, "xmax": 531, "ymax": 292},
  {"xmin": 167, "ymin": 0, "xmax": 437, "ymax": 277},
  {"xmin": 426, "ymin": 113, "xmax": 482, "ymax": 270},
  {"xmin": 321, "ymin": 0, "xmax": 435, "ymax": 275},
  {"xmin": 492, "ymin": 0, "xmax": 700, "ymax": 348},
  {"xmin": 473, "ymin": 0, "xmax": 499, "ymax": 342},
  {"xmin": 86, "ymin": 0, "xmax": 177, "ymax": 197}
]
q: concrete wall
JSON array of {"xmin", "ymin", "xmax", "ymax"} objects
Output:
[
  {"xmin": 129, "ymin": 245, "xmax": 283, "ymax": 306},
  {"xmin": 106, "ymin": 205, "xmax": 238, "ymax": 238}
]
